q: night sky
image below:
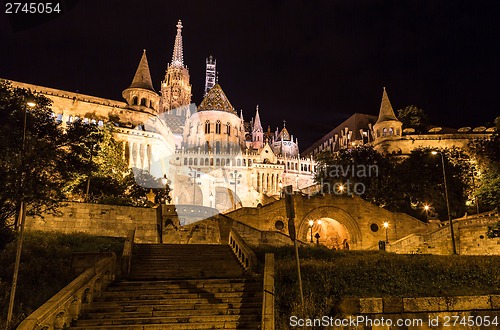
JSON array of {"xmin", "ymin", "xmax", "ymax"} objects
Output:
[{"xmin": 1, "ymin": 0, "xmax": 499, "ymax": 148}]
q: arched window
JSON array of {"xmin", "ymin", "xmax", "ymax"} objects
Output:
[
  {"xmin": 188, "ymin": 158, "xmax": 193, "ymax": 165},
  {"xmin": 132, "ymin": 96, "xmax": 138, "ymax": 105},
  {"xmin": 216, "ymin": 120, "xmax": 221, "ymax": 134},
  {"xmin": 216, "ymin": 158, "xmax": 221, "ymax": 166},
  {"xmin": 215, "ymin": 141, "xmax": 221, "ymax": 153},
  {"xmin": 200, "ymin": 158, "xmax": 204, "ymax": 166},
  {"xmin": 389, "ymin": 127, "xmax": 394, "ymax": 135},
  {"xmin": 237, "ymin": 159, "xmax": 241, "ymax": 166},
  {"xmin": 226, "ymin": 122, "xmax": 231, "ymax": 135},
  {"xmin": 140, "ymin": 98, "xmax": 146, "ymax": 106},
  {"xmin": 194, "ymin": 158, "xmax": 198, "ymax": 165},
  {"xmin": 382, "ymin": 128, "xmax": 387, "ymax": 136},
  {"xmin": 205, "ymin": 120, "xmax": 210, "ymax": 134},
  {"xmin": 184, "ymin": 158, "xmax": 188, "ymax": 165}
]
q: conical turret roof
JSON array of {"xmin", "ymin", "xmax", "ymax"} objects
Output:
[
  {"xmin": 198, "ymin": 84, "xmax": 236, "ymax": 114},
  {"xmin": 376, "ymin": 87, "xmax": 399, "ymax": 123},
  {"xmin": 128, "ymin": 50, "xmax": 155, "ymax": 92}
]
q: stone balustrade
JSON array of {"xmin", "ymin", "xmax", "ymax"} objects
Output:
[
  {"xmin": 228, "ymin": 229, "xmax": 257, "ymax": 272},
  {"xmin": 17, "ymin": 253, "xmax": 117, "ymax": 330}
]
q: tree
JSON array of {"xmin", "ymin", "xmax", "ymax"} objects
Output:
[
  {"xmin": 0, "ymin": 80, "xmax": 102, "ymax": 244},
  {"xmin": 314, "ymin": 145, "xmax": 473, "ymax": 221},
  {"xmin": 469, "ymin": 118, "xmax": 500, "ymax": 211},
  {"xmin": 67, "ymin": 125, "xmax": 129, "ymax": 201},
  {"xmin": 397, "ymin": 105, "xmax": 430, "ymax": 133},
  {"xmin": 314, "ymin": 145, "xmax": 395, "ymax": 204},
  {"xmin": 392, "ymin": 147, "xmax": 472, "ymax": 220}
]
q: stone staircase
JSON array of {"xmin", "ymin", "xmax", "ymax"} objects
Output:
[{"xmin": 71, "ymin": 244, "xmax": 262, "ymax": 329}]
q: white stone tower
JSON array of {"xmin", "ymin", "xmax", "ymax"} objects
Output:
[
  {"xmin": 122, "ymin": 49, "xmax": 160, "ymax": 114},
  {"xmin": 373, "ymin": 87, "xmax": 403, "ymax": 142},
  {"xmin": 204, "ymin": 55, "xmax": 217, "ymax": 96}
]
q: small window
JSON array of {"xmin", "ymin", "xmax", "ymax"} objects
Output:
[
  {"xmin": 205, "ymin": 120, "xmax": 210, "ymax": 134},
  {"xmin": 370, "ymin": 223, "xmax": 379, "ymax": 232},
  {"xmin": 216, "ymin": 120, "xmax": 221, "ymax": 134},
  {"xmin": 275, "ymin": 221, "xmax": 285, "ymax": 230}
]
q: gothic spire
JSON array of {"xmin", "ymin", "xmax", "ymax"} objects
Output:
[
  {"xmin": 171, "ymin": 20, "xmax": 184, "ymax": 67},
  {"xmin": 376, "ymin": 87, "xmax": 399, "ymax": 123},
  {"xmin": 253, "ymin": 105, "xmax": 263, "ymax": 132},
  {"xmin": 128, "ymin": 49, "xmax": 155, "ymax": 92}
]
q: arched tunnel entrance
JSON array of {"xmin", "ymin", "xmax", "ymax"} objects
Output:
[
  {"xmin": 305, "ymin": 218, "xmax": 350, "ymax": 249},
  {"xmin": 299, "ymin": 206, "xmax": 362, "ymax": 249}
]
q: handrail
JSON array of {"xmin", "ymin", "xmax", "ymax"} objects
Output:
[
  {"xmin": 228, "ymin": 229, "xmax": 257, "ymax": 272},
  {"xmin": 121, "ymin": 229, "xmax": 135, "ymax": 276},
  {"xmin": 261, "ymin": 253, "xmax": 275, "ymax": 330},
  {"xmin": 17, "ymin": 253, "xmax": 116, "ymax": 330}
]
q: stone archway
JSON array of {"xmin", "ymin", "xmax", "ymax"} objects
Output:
[
  {"xmin": 215, "ymin": 186, "xmax": 241, "ymax": 212},
  {"xmin": 299, "ymin": 206, "xmax": 362, "ymax": 249},
  {"xmin": 305, "ymin": 218, "xmax": 350, "ymax": 249}
]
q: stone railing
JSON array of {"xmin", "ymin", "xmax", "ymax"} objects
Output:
[
  {"xmin": 228, "ymin": 229, "xmax": 257, "ymax": 272},
  {"xmin": 338, "ymin": 294, "xmax": 500, "ymax": 327},
  {"xmin": 121, "ymin": 229, "xmax": 135, "ymax": 276},
  {"xmin": 17, "ymin": 253, "xmax": 116, "ymax": 330},
  {"xmin": 261, "ymin": 253, "xmax": 275, "ymax": 330}
]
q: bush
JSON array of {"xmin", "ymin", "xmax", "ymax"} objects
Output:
[{"xmin": 0, "ymin": 231, "xmax": 124, "ymax": 328}]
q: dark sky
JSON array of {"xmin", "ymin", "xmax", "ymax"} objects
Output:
[{"xmin": 1, "ymin": 0, "xmax": 499, "ymax": 148}]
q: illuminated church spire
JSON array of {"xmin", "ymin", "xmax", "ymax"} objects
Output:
[
  {"xmin": 160, "ymin": 20, "xmax": 192, "ymax": 114},
  {"xmin": 251, "ymin": 105, "xmax": 264, "ymax": 149},
  {"xmin": 171, "ymin": 20, "xmax": 184, "ymax": 67}
]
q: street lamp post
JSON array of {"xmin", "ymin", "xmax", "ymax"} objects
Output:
[
  {"xmin": 383, "ymin": 221, "xmax": 389, "ymax": 243},
  {"xmin": 189, "ymin": 167, "xmax": 200, "ymax": 205},
  {"xmin": 308, "ymin": 219, "xmax": 322, "ymax": 244},
  {"xmin": 6, "ymin": 100, "xmax": 36, "ymax": 329},
  {"xmin": 431, "ymin": 151, "xmax": 457, "ymax": 255},
  {"xmin": 230, "ymin": 170, "xmax": 242, "ymax": 208},
  {"xmin": 161, "ymin": 174, "xmax": 171, "ymax": 204},
  {"xmin": 85, "ymin": 143, "xmax": 96, "ymax": 202},
  {"xmin": 308, "ymin": 220, "xmax": 314, "ymax": 242},
  {"xmin": 424, "ymin": 204, "xmax": 430, "ymax": 222}
]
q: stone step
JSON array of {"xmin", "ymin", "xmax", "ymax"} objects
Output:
[
  {"xmin": 97, "ymin": 290, "xmax": 261, "ymax": 301},
  {"xmin": 89, "ymin": 296, "xmax": 262, "ymax": 308},
  {"xmin": 88, "ymin": 301, "xmax": 263, "ymax": 314},
  {"xmin": 71, "ymin": 321, "xmax": 261, "ymax": 329},
  {"xmin": 83, "ymin": 306, "xmax": 261, "ymax": 319},
  {"xmin": 111, "ymin": 278, "xmax": 256, "ymax": 286},
  {"xmin": 106, "ymin": 282, "xmax": 261, "ymax": 293},
  {"xmin": 71, "ymin": 244, "xmax": 262, "ymax": 330},
  {"xmin": 74, "ymin": 314, "xmax": 260, "ymax": 327}
]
